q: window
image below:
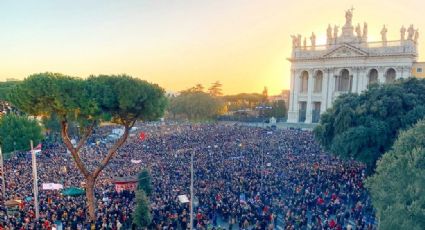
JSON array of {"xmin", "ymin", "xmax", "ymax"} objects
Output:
[
  {"xmin": 336, "ymin": 69, "xmax": 352, "ymax": 92},
  {"xmin": 368, "ymin": 69, "xmax": 378, "ymax": 85},
  {"xmin": 314, "ymin": 71, "xmax": 323, "ymax": 93},
  {"xmin": 385, "ymin": 68, "xmax": 396, "ymax": 83},
  {"xmin": 417, "ymin": 68, "xmax": 423, "ymax": 73}
]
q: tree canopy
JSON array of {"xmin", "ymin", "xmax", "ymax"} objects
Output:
[
  {"xmin": 9, "ymin": 72, "xmax": 167, "ymax": 220},
  {"xmin": 366, "ymin": 119, "xmax": 425, "ymax": 230},
  {"xmin": 314, "ymin": 78, "xmax": 425, "ymax": 171},
  {"xmin": 0, "ymin": 114, "xmax": 43, "ymax": 154},
  {"xmin": 133, "ymin": 190, "xmax": 152, "ymax": 228},
  {"xmin": 137, "ymin": 169, "xmax": 153, "ymax": 197},
  {"xmin": 168, "ymin": 87, "xmax": 224, "ymax": 120}
]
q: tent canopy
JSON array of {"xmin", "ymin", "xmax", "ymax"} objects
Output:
[
  {"xmin": 62, "ymin": 187, "xmax": 85, "ymax": 196},
  {"xmin": 5, "ymin": 199, "xmax": 22, "ymax": 207}
]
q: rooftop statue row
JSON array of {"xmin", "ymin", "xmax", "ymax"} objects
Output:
[{"xmin": 291, "ymin": 9, "xmax": 419, "ymax": 49}]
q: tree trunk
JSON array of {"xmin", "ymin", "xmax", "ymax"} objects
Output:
[{"xmin": 86, "ymin": 176, "xmax": 96, "ymax": 222}]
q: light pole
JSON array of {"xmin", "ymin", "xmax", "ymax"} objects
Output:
[
  {"xmin": 30, "ymin": 140, "xmax": 40, "ymax": 220},
  {"xmin": 189, "ymin": 150, "xmax": 194, "ymax": 230}
]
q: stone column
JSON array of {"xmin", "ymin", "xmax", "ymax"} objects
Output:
[
  {"xmin": 327, "ymin": 68, "xmax": 336, "ymax": 108},
  {"xmin": 378, "ymin": 67, "xmax": 386, "ymax": 84},
  {"xmin": 287, "ymin": 69, "xmax": 299, "ymax": 123},
  {"xmin": 352, "ymin": 67, "xmax": 359, "ymax": 93},
  {"xmin": 361, "ymin": 68, "xmax": 368, "ymax": 91},
  {"xmin": 321, "ymin": 69, "xmax": 328, "ymax": 113},
  {"xmin": 305, "ymin": 70, "xmax": 314, "ymax": 123}
]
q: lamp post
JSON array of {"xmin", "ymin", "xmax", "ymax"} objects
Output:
[
  {"xmin": 189, "ymin": 150, "xmax": 194, "ymax": 230},
  {"xmin": 30, "ymin": 140, "xmax": 40, "ymax": 220}
]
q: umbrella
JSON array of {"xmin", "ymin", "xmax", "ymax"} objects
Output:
[
  {"xmin": 62, "ymin": 187, "xmax": 85, "ymax": 197},
  {"xmin": 5, "ymin": 200, "xmax": 21, "ymax": 207}
]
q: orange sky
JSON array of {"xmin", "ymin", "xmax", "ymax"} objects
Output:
[{"xmin": 0, "ymin": 0, "xmax": 424, "ymax": 95}]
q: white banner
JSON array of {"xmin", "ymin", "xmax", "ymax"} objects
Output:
[
  {"xmin": 42, "ymin": 183, "xmax": 63, "ymax": 190},
  {"xmin": 131, "ymin": 159, "xmax": 142, "ymax": 164},
  {"xmin": 178, "ymin": 195, "xmax": 189, "ymax": 203}
]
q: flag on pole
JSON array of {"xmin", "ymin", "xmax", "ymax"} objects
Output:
[
  {"xmin": 139, "ymin": 132, "xmax": 147, "ymax": 141},
  {"xmin": 34, "ymin": 143, "xmax": 42, "ymax": 153}
]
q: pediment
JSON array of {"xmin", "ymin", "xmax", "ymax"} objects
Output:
[{"xmin": 323, "ymin": 44, "xmax": 368, "ymax": 58}]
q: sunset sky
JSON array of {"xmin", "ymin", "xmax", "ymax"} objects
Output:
[{"xmin": 0, "ymin": 0, "xmax": 424, "ymax": 95}]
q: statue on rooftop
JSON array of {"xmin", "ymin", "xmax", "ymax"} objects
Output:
[
  {"xmin": 303, "ymin": 37, "xmax": 307, "ymax": 50},
  {"xmin": 414, "ymin": 30, "xmax": 419, "ymax": 43},
  {"xmin": 355, "ymin": 23, "xmax": 362, "ymax": 40},
  {"xmin": 310, "ymin": 32, "xmax": 316, "ymax": 48},
  {"xmin": 297, "ymin": 34, "xmax": 302, "ymax": 47},
  {"xmin": 408, "ymin": 25, "xmax": 415, "ymax": 40},
  {"xmin": 381, "ymin": 25, "xmax": 388, "ymax": 44},
  {"xmin": 363, "ymin": 22, "xmax": 368, "ymax": 41},
  {"xmin": 327, "ymin": 24, "xmax": 333, "ymax": 45},
  {"xmin": 400, "ymin": 26, "xmax": 406, "ymax": 41},
  {"xmin": 291, "ymin": 35, "xmax": 298, "ymax": 48},
  {"xmin": 345, "ymin": 8, "xmax": 354, "ymax": 26},
  {"xmin": 333, "ymin": 25, "xmax": 339, "ymax": 43}
]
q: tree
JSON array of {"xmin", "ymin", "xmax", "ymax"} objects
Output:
[
  {"xmin": 0, "ymin": 114, "xmax": 43, "ymax": 154},
  {"xmin": 268, "ymin": 100, "xmax": 287, "ymax": 118},
  {"xmin": 0, "ymin": 81, "xmax": 21, "ymax": 114},
  {"xmin": 208, "ymin": 81, "xmax": 223, "ymax": 97},
  {"xmin": 366, "ymin": 119, "xmax": 425, "ymax": 230},
  {"xmin": 9, "ymin": 72, "xmax": 167, "ymax": 221},
  {"xmin": 222, "ymin": 93, "xmax": 263, "ymax": 111},
  {"xmin": 314, "ymin": 78, "xmax": 425, "ymax": 171},
  {"xmin": 137, "ymin": 169, "xmax": 152, "ymax": 196},
  {"xmin": 133, "ymin": 190, "xmax": 152, "ymax": 228},
  {"xmin": 168, "ymin": 90, "xmax": 223, "ymax": 120}
]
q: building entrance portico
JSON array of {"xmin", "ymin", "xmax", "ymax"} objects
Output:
[{"xmin": 287, "ymin": 9, "xmax": 418, "ymax": 123}]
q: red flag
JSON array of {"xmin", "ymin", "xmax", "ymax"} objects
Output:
[
  {"xmin": 35, "ymin": 143, "xmax": 42, "ymax": 150},
  {"xmin": 139, "ymin": 132, "xmax": 146, "ymax": 141}
]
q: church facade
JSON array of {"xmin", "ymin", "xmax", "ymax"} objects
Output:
[{"xmin": 287, "ymin": 9, "xmax": 419, "ymax": 123}]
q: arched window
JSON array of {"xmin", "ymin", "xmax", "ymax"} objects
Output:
[
  {"xmin": 314, "ymin": 71, "xmax": 323, "ymax": 93},
  {"xmin": 300, "ymin": 71, "xmax": 309, "ymax": 93},
  {"xmin": 368, "ymin": 69, "xmax": 378, "ymax": 85},
  {"xmin": 385, "ymin": 68, "xmax": 396, "ymax": 83},
  {"xmin": 336, "ymin": 69, "xmax": 352, "ymax": 92}
]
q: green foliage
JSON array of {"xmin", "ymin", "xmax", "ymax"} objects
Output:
[
  {"xmin": 314, "ymin": 78, "xmax": 425, "ymax": 171},
  {"xmin": 208, "ymin": 81, "xmax": 223, "ymax": 97},
  {"xmin": 0, "ymin": 114, "xmax": 43, "ymax": 153},
  {"xmin": 138, "ymin": 169, "xmax": 153, "ymax": 197},
  {"xmin": 9, "ymin": 73, "xmax": 167, "ymax": 126},
  {"xmin": 42, "ymin": 113, "xmax": 61, "ymax": 135},
  {"xmin": 267, "ymin": 100, "xmax": 287, "ymax": 118},
  {"xmin": 366, "ymin": 119, "xmax": 425, "ymax": 230},
  {"xmin": 168, "ymin": 90, "xmax": 223, "ymax": 120},
  {"xmin": 223, "ymin": 93, "xmax": 263, "ymax": 111},
  {"xmin": 133, "ymin": 190, "xmax": 152, "ymax": 228},
  {"xmin": 0, "ymin": 81, "xmax": 20, "ymax": 101}
]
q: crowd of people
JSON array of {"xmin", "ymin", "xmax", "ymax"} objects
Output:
[{"xmin": 0, "ymin": 123, "xmax": 376, "ymax": 229}]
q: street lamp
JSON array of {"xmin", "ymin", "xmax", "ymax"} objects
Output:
[{"xmin": 190, "ymin": 150, "xmax": 194, "ymax": 230}]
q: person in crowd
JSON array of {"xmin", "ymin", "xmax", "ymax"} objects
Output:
[{"xmin": 0, "ymin": 123, "xmax": 376, "ymax": 229}]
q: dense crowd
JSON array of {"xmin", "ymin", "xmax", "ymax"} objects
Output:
[{"xmin": 0, "ymin": 123, "xmax": 376, "ymax": 229}]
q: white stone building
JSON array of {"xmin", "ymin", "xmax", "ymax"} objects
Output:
[{"xmin": 287, "ymin": 9, "xmax": 419, "ymax": 123}]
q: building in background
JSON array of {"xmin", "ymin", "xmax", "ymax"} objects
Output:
[
  {"xmin": 412, "ymin": 62, "xmax": 425, "ymax": 78},
  {"xmin": 287, "ymin": 9, "xmax": 419, "ymax": 123}
]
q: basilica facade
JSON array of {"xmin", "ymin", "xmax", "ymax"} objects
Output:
[{"xmin": 287, "ymin": 9, "xmax": 419, "ymax": 123}]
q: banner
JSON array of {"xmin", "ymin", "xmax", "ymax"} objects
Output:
[
  {"xmin": 42, "ymin": 183, "xmax": 63, "ymax": 190},
  {"xmin": 131, "ymin": 159, "xmax": 142, "ymax": 164},
  {"xmin": 178, "ymin": 195, "xmax": 189, "ymax": 203}
]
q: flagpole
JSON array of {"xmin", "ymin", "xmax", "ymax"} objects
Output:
[
  {"xmin": 31, "ymin": 140, "xmax": 40, "ymax": 220},
  {"xmin": 0, "ymin": 146, "xmax": 6, "ymax": 204}
]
